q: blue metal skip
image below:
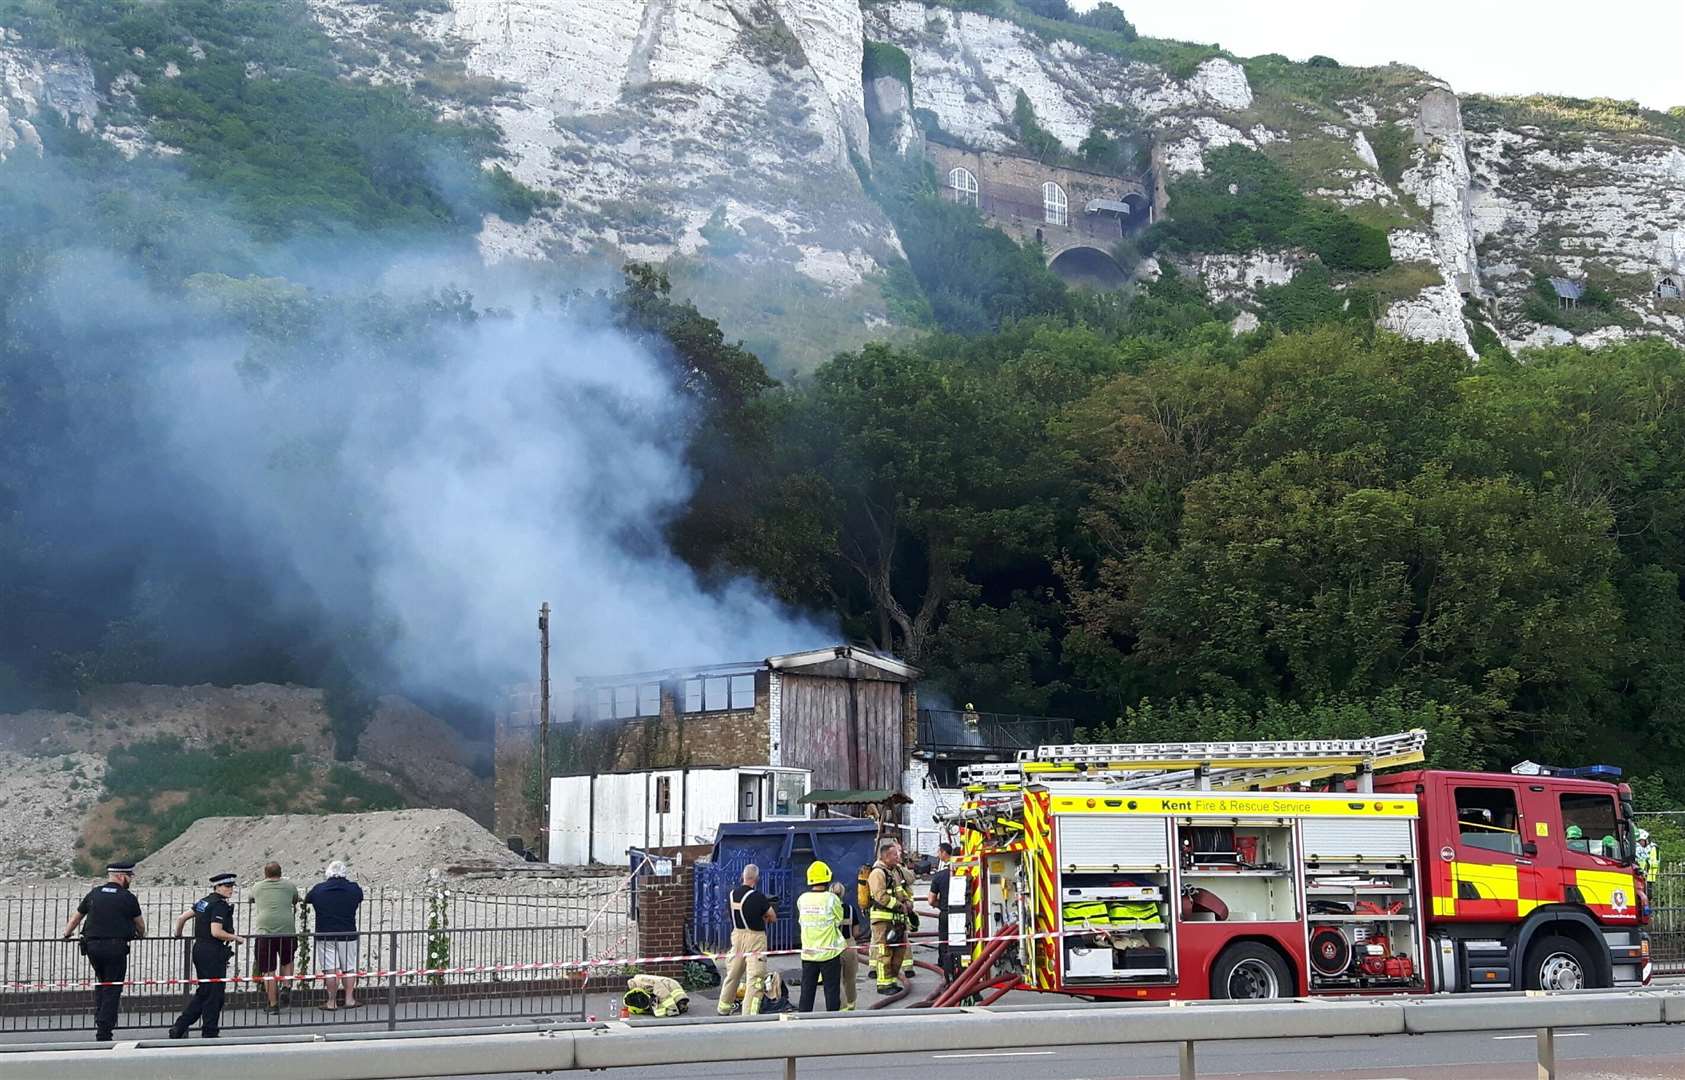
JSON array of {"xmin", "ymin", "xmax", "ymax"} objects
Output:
[{"xmin": 692, "ymin": 820, "xmax": 879, "ymax": 953}]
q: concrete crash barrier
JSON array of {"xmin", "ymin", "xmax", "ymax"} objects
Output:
[
  {"xmin": 0, "ymin": 1030, "xmax": 581, "ymax": 1080},
  {"xmin": 1401, "ymin": 989, "xmax": 1668, "ymax": 1033},
  {"xmin": 575, "ymin": 1000, "xmax": 1407, "ymax": 1070},
  {"xmin": 2, "ymin": 993, "xmax": 1679, "ymax": 1080}
]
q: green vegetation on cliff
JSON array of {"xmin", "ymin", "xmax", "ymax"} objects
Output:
[
  {"xmin": 0, "ymin": 0, "xmax": 544, "ymax": 237},
  {"xmin": 1146, "ymin": 145, "xmax": 1392, "ymax": 272}
]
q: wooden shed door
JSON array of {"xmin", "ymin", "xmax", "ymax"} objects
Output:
[{"xmin": 780, "ymin": 675, "xmax": 905, "ymax": 792}]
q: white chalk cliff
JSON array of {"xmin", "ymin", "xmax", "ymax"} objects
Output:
[{"xmin": 6, "ymin": 3, "xmax": 1683, "ymax": 359}]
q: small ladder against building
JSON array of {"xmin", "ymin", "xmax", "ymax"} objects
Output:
[{"xmin": 958, "ymin": 729, "xmax": 1428, "ymax": 793}]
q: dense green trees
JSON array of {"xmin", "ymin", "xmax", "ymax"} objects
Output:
[{"xmin": 688, "ymin": 312, "xmax": 1685, "ymax": 799}]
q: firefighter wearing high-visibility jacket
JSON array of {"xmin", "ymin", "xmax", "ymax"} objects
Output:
[
  {"xmin": 867, "ymin": 839, "xmax": 913, "ymax": 994},
  {"xmin": 797, "ymin": 861, "xmax": 845, "ymax": 1012},
  {"xmin": 1637, "ymin": 829, "xmax": 1661, "ymax": 879}
]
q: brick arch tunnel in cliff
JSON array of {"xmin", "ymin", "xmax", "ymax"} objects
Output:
[{"xmin": 926, "ymin": 138, "xmax": 1153, "ymax": 291}]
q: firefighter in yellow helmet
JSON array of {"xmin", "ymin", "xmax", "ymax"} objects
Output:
[
  {"xmin": 867, "ymin": 839, "xmax": 913, "ymax": 994},
  {"xmin": 797, "ymin": 861, "xmax": 845, "ymax": 1012}
]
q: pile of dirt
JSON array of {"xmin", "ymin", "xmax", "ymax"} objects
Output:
[
  {"xmin": 137, "ymin": 808, "xmax": 526, "ymax": 887},
  {"xmin": 0, "ymin": 750, "xmax": 106, "ymax": 882}
]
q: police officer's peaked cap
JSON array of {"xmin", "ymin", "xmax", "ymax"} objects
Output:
[
  {"xmin": 106, "ymin": 860, "xmax": 137, "ymax": 874},
  {"xmin": 208, "ymin": 872, "xmax": 237, "ymax": 887}
]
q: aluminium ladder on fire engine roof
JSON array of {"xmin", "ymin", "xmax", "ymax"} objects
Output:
[{"xmin": 957, "ymin": 729, "xmax": 1428, "ymax": 794}]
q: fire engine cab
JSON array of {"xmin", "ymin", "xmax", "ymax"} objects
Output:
[{"xmin": 949, "ymin": 731, "xmax": 1651, "ymax": 1000}]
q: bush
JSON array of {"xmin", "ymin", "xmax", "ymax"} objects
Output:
[
  {"xmin": 1257, "ymin": 263, "xmax": 1374, "ymax": 332},
  {"xmin": 1306, "ymin": 55, "xmax": 1341, "ymax": 68},
  {"xmin": 1013, "ymin": 90, "xmax": 1065, "ymax": 163},
  {"xmin": 1367, "ymin": 124, "xmax": 1414, "ymax": 185},
  {"xmin": 1148, "ymin": 146, "xmax": 1392, "ymax": 272}
]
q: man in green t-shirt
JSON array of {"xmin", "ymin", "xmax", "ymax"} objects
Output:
[{"xmin": 247, "ymin": 862, "xmax": 302, "ymax": 1013}]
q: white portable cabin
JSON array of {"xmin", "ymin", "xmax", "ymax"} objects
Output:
[{"xmin": 548, "ymin": 766, "xmax": 810, "ymax": 865}]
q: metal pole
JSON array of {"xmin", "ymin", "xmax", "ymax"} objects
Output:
[
  {"xmin": 1179, "ymin": 1040, "xmax": 1197, "ymax": 1080},
  {"xmin": 538, "ymin": 602, "xmax": 551, "ymax": 863},
  {"xmin": 1536, "ymin": 1027, "xmax": 1555, "ymax": 1080},
  {"xmin": 784, "ymin": 1056, "xmax": 797, "ymax": 1080},
  {"xmin": 387, "ymin": 931, "xmax": 398, "ymax": 1032}
]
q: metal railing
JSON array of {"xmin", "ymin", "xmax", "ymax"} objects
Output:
[
  {"xmin": 1645, "ymin": 861, "xmax": 1685, "ymax": 972},
  {"xmin": 0, "ymin": 925, "xmax": 587, "ymax": 1034},
  {"xmin": 0, "ymin": 882, "xmax": 633, "ymax": 1034},
  {"xmin": 915, "ymin": 708, "xmax": 1076, "ymax": 757},
  {"xmin": 4, "ymin": 990, "xmax": 1682, "ymax": 1079}
]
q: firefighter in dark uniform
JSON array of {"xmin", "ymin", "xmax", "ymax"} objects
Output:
[
  {"xmin": 60, "ymin": 860, "xmax": 146, "ymax": 1041},
  {"xmin": 169, "ymin": 872, "xmax": 244, "ymax": 1038}
]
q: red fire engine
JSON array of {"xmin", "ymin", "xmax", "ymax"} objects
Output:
[{"xmin": 947, "ymin": 731, "xmax": 1650, "ymax": 1000}]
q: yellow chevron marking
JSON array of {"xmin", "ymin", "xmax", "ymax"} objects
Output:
[{"xmin": 1451, "ymin": 861, "xmax": 1518, "ymax": 901}]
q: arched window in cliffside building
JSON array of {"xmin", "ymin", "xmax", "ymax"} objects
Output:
[
  {"xmin": 949, "ymin": 167, "xmax": 978, "ymax": 209},
  {"xmin": 1042, "ymin": 181, "xmax": 1067, "ymax": 227},
  {"xmin": 1659, "ymin": 275, "xmax": 1682, "ymax": 301}
]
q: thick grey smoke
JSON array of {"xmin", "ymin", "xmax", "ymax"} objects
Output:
[{"xmin": 40, "ymin": 244, "xmax": 829, "ymax": 701}]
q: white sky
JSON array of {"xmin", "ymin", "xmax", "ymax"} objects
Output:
[{"xmin": 1068, "ymin": 0, "xmax": 1685, "ymax": 111}]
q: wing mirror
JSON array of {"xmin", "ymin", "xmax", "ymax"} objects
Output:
[{"xmin": 1522, "ymin": 841, "xmax": 1539, "ymax": 857}]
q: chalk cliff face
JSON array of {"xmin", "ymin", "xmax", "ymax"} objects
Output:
[
  {"xmin": 303, "ymin": 0, "xmax": 898, "ymax": 368},
  {"xmin": 5, "ymin": 4, "xmax": 1683, "ymax": 360},
  {"xmin": 0, "ymin": 31, "xmax": 97, "ymax": 161}
]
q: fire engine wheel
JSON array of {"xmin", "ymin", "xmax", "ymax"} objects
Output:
[
  {"xmin": 1211, "ymin": 943, "xmax": 1292, "ymax": 1000},
  {"xmin": 1524, "ymin": 935, "xmax": 1598, "ymax": 992}
]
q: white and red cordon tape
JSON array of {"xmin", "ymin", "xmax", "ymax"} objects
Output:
[{"xmin": 5, "ymin": 925, "xmax": 1096, "ymax": 992}]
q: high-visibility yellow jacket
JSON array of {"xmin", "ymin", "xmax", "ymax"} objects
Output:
[{"xmin": 797, "ymin": 889, "xmax": 845, "ymax": 961}]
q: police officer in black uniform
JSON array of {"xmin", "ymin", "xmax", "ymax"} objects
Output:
[
  {"xmin": 61, "ymin": 859, "xmax": 146, "ymax": 1041},
  {"xmin": 169, "ymin": 872, "xmax": 244, "ymax": 1039}
]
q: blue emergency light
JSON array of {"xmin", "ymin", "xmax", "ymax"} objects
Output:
[{"xmin": 1550, "ymin": 764, "xmax": 1624, "ymax": 782}]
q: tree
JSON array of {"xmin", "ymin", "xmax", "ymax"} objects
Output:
[
  {"xmin": 1021, "ymin": 0, "xmax": 1075, "ymax": 20},
  {"xmin": 789, "ymin": 343, "xmax": 1056, "ymax": 662},
  {"xmin": 1080, "ymin": 3, "xmax": 1138, "ymax": 39}
]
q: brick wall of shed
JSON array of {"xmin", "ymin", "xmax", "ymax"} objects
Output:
[
  {"xmin": 635, "ymin": 863, "xmax": 696, "ymax": 978},
  {"xmin": 609, "ymin": 675, "xmax": 771, "ymax": 770}
]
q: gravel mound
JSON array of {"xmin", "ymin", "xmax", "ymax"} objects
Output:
[
  {"xmin": 138, "ymin": 808, "xmax": 526, "ymax": 887},
  {"xmin": 0, "ymin": 751, "xmax": 106, "ymax": 882}
]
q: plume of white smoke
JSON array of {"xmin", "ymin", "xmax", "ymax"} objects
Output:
[{"xmin": 41, "ymin": 245, "xmax": 829, "ymax": 701}]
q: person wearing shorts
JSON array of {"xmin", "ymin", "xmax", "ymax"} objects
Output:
[
  {"xmin": 248, "ymin": 862, "xmax": 301, "ymax": 1013},
  {"xmin": 304, "ymin": 861, "xmax": 364, "ymax": 1010}
]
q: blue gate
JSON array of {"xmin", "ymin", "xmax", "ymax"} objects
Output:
[{"xmin": 692, "ymin": 859, "xmax": 797, "ymax": 956}]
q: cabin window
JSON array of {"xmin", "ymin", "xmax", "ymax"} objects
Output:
[
  {"xmin": 949, "ymin": 166, "xmax": 979, "ymax": 208},
  {"xmin": 1453, "ymin": 787, "xmax": 1521, "ymax": 856},
  {"xmin": 772, "ymin": 772, "xmax": 805, "ymax": 817},
  {"xmin": 1043, "ymin": 181, "xmax": 1068, "ymax": 226},
  {"xmin": 1561, "ymin": 792, "xmax": 1621, "ymax": 859}
]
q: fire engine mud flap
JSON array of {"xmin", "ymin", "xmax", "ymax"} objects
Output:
[{"xmin": 1402, "ymin": 990, "xmax": 1664, "ymax": 1034}]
